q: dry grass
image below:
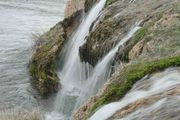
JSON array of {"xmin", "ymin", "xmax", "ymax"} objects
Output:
[{"xmin": 0, "ymin": 109, "xmax": 43, "ymax": 120}]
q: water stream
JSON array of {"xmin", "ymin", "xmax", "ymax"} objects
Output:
[
  {"xmin": 45, "ymin": 0, "xmax": 142, "ymax": 119},
  {"xmin": 89, "ymin": 68, "xmax": 180, "ymax": 120},
  {"xmin": 1, "ymin": 0, "xmax": 178, "ymax": 120},
  {"xmin": 0, "ymin": 0, "xmax": 66, "ymax": 111}
]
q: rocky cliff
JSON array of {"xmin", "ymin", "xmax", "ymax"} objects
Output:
[
  {"xmin": 74, "ymin": 0, "xmax": 180, "ymax": 119},
  {"xmin": 28, "ymin": 0, "xmax": 99, "ymax": 97},
  {"xmin": 65, "ymin": 0, "xmax": 85, "ymax": 18},
  {"xmin": 29, "ymin": 0, "xmax": 180, "ymax": 119}
]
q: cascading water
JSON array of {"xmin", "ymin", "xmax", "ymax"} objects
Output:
[
  {"xmin": 89, "ymin": 68, "xmax": 180, "ymax": 120},
  {"xmin": 46, "ymin": 0, "xmax": 107, "ymax": 119},
  {"xmin": 46, "ymin": 0, "xmax": 141, "ymax": 119},
  {"xmin": 74, "ymin": 25, "xmax": 141, "ymax": 109}
]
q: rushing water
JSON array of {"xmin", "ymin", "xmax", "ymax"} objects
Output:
[
  {"xmin": 89, "ymin": 68, "xmax": 180, "ymax": 120},
  {"xmin": 0, "ymin": 0, "xmax": 66, "ymax": 110},
  {"xmin": 45, "ymin": 0, "xmax": 107, "ymax": 119},
  {"xmin": 45, "ymin": 0, "xmax": 142, "ymax": 119}
]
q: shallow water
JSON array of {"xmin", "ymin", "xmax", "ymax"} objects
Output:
[{"xmin": 0, "ymin": 0, "xmax": 66, "ymax": 110}]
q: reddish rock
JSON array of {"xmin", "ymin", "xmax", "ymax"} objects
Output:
[{"xmin": 65, "ymin": 0, "xmax": 85, "ymax": 18}]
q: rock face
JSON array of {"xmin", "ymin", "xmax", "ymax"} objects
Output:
[
  {"xmin": 84, "ymin": 0, "xmax": 99, "ymax": 12},
  {"xmin": 29, "ymin": 10, "xmax": 83, "ymax": 97},
  {"xmin": 127, "ymin": 10, "xmax": 180, "ymax": 61},
  {"xmin": 73, "ymin": 0, "xmax": 180, "ymax": 119},
  {"xmin": 64, "ymin": 0, "xmax": 99, "ymax": 18},
  {"xmin": 29, "ymin": 0, "xmax": 180, "ymax": 119},
  {"xmin": 79, "ymin": 0, "xmax": 180, "ymax": 66},
  {"xmin": 65, "ymin": 0, "xmax": 85, "ymax": 18},
  {"xmin": 28, "ymin": 0, "xmax": 100, "ymax": 97}
]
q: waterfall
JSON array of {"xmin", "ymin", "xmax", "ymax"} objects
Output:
[
  {"xmin": 74, "ymin": 25, "xmax": 141, "ymax": 109},
  {"xmin": 89, "ymin": 68, "xmax": 180, "ymax": 120},
  {"xmin": 45, "ymin": 0, "xmax": 140, "ymax": 119},
  {"xmin": 46, "ymin": 0, "xmax": 107, "ymax": 119}
]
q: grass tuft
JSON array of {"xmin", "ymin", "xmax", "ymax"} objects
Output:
[{"xmin": 0, "ymin": 109, "xmax": 43, "ymax": 120}]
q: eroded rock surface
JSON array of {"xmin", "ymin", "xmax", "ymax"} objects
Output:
[
  {"xmin": 29, "ymin": 11, "xmax": 83, "ymax": 97},
  {"xmin": 73, "ymin": 0, "xmax": 180, "ymax": 119},
  {"xmin": 80, "ymin": 0, "xmax": 180, "ymax": 66}
]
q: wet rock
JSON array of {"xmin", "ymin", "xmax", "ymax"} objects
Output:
[
  {"xmin": 84, "ymin": 0, "xmax": 99, "ymax": 12},
  {"xmin": 79, "ymin": 0, "xmax": 180, "ymax": 66},
  {"xmin": 73, "ymin": 56, "xmax": 180, "ymax": 120},
  {"xmin": 29, "ymin": 10, "xmax": 83, "ymax": 97},
  {"xmin": 74, "ymin": 0, "xmax": 180, "ymax": 119},
  {"xmin": 109, "ymin": 86, "xmax": 180, "ymax": 120}
]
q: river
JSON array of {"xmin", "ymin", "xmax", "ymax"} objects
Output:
[{"xmin": 0, "ymin": 0, "xmax": 66, "ymax": 111}]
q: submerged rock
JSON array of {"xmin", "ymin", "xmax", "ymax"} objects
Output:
[{"xmin": 29, "ymin": 10, "xmax": 83, "ymax": 97}]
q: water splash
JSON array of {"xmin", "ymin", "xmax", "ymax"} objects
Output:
[{"xmin": 89, "ymin": 68, "xmax": 180, "ymax": 120}]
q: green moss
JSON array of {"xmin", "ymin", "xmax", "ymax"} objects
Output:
[
  {"xmin": 155, "ymin": 12, "xmax": 164, "ymax": 21},
  {"xmin": 88, "ymin": 55, "xmax": 180, "ymax": 117},
  {"xmin": 172, "ymin": 2, "xmax": 180, "ymax": 11},
  {"xmin": 133, "ymin": 27, "xmax": 148, "ymax": 43},
  {"xmin": 29, "ymin": 34, "xmax": 61, "ymax": 97},
  {"xmin": 29, "ymin": 63, "xmax": 36, "ymax": 76},
  {"xmin": 106, "ymin": 0, "xmax": 117, "ymax": 6},
  {"xmin": 119, "ymin": 11, "xmax": 167, "ymax": 62},
  {"xmin": 120, "ymin": 26, "xmax": 148, "ymax": 61}
]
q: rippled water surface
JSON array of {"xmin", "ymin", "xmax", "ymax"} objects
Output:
[{"xmin": 0, "ymin": 0, "xmax": 66, "ymax": 110}]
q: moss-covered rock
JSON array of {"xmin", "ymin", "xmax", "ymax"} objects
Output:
[
  {"xmin": 105, "ymin": 0, "xmax": 118, "ymax": 6},
  {"xmin": 79, "ymin": 0, "xmax": 179, "ymax": 66},
  {"xmin": 74, "ymin": 0, "xmax": 180, "ymax": 118},
  {"xmin": 73, "ymin": 55, "xmax": 180, "ymax": 120},
  {"xmin": 126, "ymin": 10, "xmax": 180, "ymax": 61},
  {"xmin": 29, "ymin": 10, "xmax": 83, "ymax": 97}
]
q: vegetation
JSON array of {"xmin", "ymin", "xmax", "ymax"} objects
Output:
[
  {"xmin": 0, "ymin": 109, "xmax": 42, "ymax": 120},
  {"xmin": 88, "ymin": 55, "xmax": 180, "ymax": 117},
  {"xmin": 119, "ymin": 26, "xmax": 149, "ymax": 61},
  {"xmin": 29, "ymin": 9, "xmax": 83, "ymax": 97},
  {"xmin": 118, "ymin": 12, "xmax": 165, "ymax": 62},
  {"xmin": 106, "ymin": 0, "xmax": 118, "ymax": 6},
  {"xmin": 29, "ymin": 30, "xmax": 63, "ymax": 97}
]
